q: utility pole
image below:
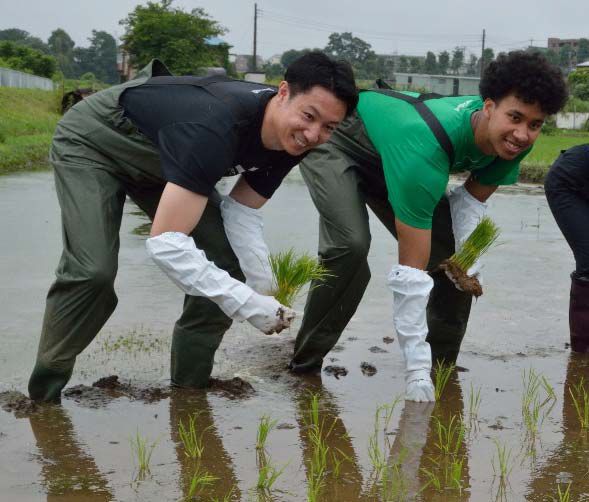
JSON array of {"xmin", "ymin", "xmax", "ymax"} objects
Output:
[
  {"xmin": 479, "ymin": 28, "xmax": 486, "ymax": 78},
  {"xmin": 253, "ymin": 3, "xmax": 258, "ymax": 72}
]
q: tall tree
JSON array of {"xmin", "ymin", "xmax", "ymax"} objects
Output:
[
  {"xmin": 0, "ymin": 41, "xmax": 56, "ymax": 77},
  {"xmin": 48, "ymin": 28, "xmax": 76, "ymax": 77},
  {"xmin": 120, "ymin": 0, "xmax": 226, "ymax": 74},
  {"xmin": 466, "ymin": 54, "xmax": 478, "ymax": 76},
  {"xmin": 78, "ymin": 30, "xmax": 118, "ymax": 83},
  {"xmin": 438, "ymin": 50, "xmax": 450, "ymax": 74},
  {"xmin": 559, "ymin": 44, "xmax": 573, "ymax": 69},
  {"xmin": 0, "ymin": 28, "xmax": 49, "ymax": 53},
  {"xmin": 480, "ymin": 47, "xmax": 495, "ymax": 73},
  {"xmin": 398, "ymin": 56, "xmax": 409, "ymax": 73},
  {"xmin": 409, "ymin": 57, "xmax": 422, "ymax": 73},
  {"xmin": 577, "ymin": 38, "xmax": 589, "ymax": 64},
  {"xmin": 423, "ymin": 51, "xmax": 437, "ymax": 74},
  {"xmin": 450, "ymin": 47, "xmax": 464, "ymax": 74},
  {"xmin": 324, "ymin": 32, "xmax": 374, "ymax": 65}
]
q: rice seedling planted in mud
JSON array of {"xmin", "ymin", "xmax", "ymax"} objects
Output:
[
  {"xmin": 178, "ymin": 412, "xmax": 210, "ymax": 460},
  {"xmin": 256, "ymin": 459, "xmax": 287, "ymax": 492},
  {"xmin": 438, "ymin": 216, "xmax": 500, "ymax": 297},
  {"xmin": 569, "ymin": 377, "xmax": 589, "ymax": 430},
  {"xmin": 256, "ymin": 415, "xmax": 277, "ymax": 451},
  {"xmin": 269, "ymin": 249, "xmax": 331, "ymax": 307},
  {"xmin": 433, "ymin": 414, "xmax": 465, "ymax": 457},
  {"xmin": 521, "ymin": 368, "xmax": 557, "ymax": 439},
  {"xmin": 186, "ymin": 468, "xmax": 218, "ymax": 500},
  {"xmin": 130, "ymin": 430, "xmax": 158, "ymax": 479},
  {"xmin": 433, "ymin": 361, "xmax": 455, "ymax": 401},
  {"xmin": 467, "ymin": 382, "xmax": 482, "ymax": 424},
  {"xmin": 557, "ymin": 482, "xmax": 572, "ymax": 502},
  {"xmin": 491, "ymin": 440, "xmax": 514, "ymax": 481}
]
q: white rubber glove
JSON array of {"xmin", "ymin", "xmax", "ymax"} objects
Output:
[
  {"xmin": 220, "ymin": 195, "xmax": 273, "ymax": 295},
  {"xmin": 447, "ymin": 184, "xmax": 488, "ymax": 283},
  {"xmin": 146, "ymin": 232, "xmax": 294, "ymax": 334},
  {"xmin": 388, "ymin": 265, "xmax": 435, "ymax": 402}
]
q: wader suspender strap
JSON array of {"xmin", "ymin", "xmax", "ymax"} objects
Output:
[
  {"xmin": 144, "ymin": 75, "xmax": 265, "ymax": 130},
  {"xmin": 373, "ymin": 79, "xmax": 455, "ymax": 166}
]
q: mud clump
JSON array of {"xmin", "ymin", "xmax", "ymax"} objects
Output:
[
  {"xmin": 369, "ymin": 346, "xmax": 388, "ymax": 354},
  {"xmin": 323, "ymin": 365, "xmax": 348, "ymax": 379},
  {"xmin": 209, "ymin": 377, "xmax": 255, "ymax": 399},
  {"xmin": 382, "ymin": 336, "xmax": 395, "ymax": 344},
  {"xmin": 0, "ymin": 391, "xmax": 39, "ymax": 418},
  {"xmin": 360, "ymin": 362, "xmax": 377, "ymax": 376},
  {"xmin": 438, "ymin": 260, "xmax": 483, "ymax": 297},
  {"xmin": 93, "ymin": 375, "xmax": 121, "ymax": 389}
]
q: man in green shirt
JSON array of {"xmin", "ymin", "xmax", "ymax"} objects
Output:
[{"xmin": 290, "ymin": 51, "xmax": 568, "ymax": 402}]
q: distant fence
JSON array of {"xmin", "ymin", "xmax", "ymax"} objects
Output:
[
  {"xmin": 0, "ymin": 67, "xmax": 54, "ymax": 91},
  {"xmin": 556, "ymin": 112, "xmax": 589, "ymax": 130}
]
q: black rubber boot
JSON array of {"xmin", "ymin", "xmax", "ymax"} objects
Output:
[{"xmin": 570, "ymin": 273, "xmax": 589, "ymax": 353}]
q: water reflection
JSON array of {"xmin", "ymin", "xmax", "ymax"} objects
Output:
[
  {"xmin": 28, "ymin": 404, "xmax": 113, "ymax": 501},
  {"xmin": 526, "ymin": 354, "xmax": 589, "ymax": 501}
]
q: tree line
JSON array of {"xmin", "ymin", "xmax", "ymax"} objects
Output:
[{"xmin": 0, "ymin": 27, "xmax": 118, "ymax": 83}]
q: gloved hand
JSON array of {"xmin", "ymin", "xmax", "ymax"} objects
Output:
[
  {"xmin": 237, "ymin": 292, "xmax": 296, "ymax": 334},
  {"xmin": 388, "ymin": 264, "xmax": 435, "ymax": 402},
  {"xmin": 146, "ymin": 232, "xmax": 292, "ymax": 334},
  {"xmin": 447, "ymin": 184, "xmax": 488, "ymax": 287},
  {"xmin": 220, "ymin": 195, "xmax": 273, "ymax": 295}
]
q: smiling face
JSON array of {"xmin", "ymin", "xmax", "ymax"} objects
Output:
[
  {"xmin": 479, "ymin": 94, "xmax": 547, "ymax": 160},
  {"xmin": 262, "ymin": 81, "xmax": 347, "ymax": 155}
]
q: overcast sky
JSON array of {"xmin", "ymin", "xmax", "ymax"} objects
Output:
[{"xmin": 1, "ymin": 0, "xmax": 587, "ymax": 59}]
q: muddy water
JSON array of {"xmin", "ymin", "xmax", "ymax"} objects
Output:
[{"xmin": 1, "ymin": 170, "xmax": 588, "ymax": 501}]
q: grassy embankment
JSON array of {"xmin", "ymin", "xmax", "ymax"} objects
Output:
[
  {"xmin": 0, "ymin": 87, "xmax": 60, "ymax": 174},
  {"xmin": 519, "ymin": 130, "xmax": 589, "ymax": 183}
]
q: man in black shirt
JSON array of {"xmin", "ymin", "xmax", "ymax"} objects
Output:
[{"xmin": 29, "ymin": 52, "xmax": 357, "ymax": 402}]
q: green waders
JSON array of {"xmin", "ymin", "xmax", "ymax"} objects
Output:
[
  {"xmin": 28, "ymin": 61, "xmax": 244, "ymax": 402},
  {"xmin": 290, "ymin": 112, "xmax": 473, "ymax": 372}
]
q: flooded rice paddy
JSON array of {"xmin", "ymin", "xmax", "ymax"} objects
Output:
[{"xmin": 1, "ymin": 170, "xmax": 588, "ymax": 501}]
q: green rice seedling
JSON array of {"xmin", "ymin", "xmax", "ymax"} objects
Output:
[
  {"xmin": 433, "ymin": 414, "xmax": 465, "ymax": 457},
  {"xmin": 467, "ymin": 382, "xmax": 482, "ymax": 426},
  {"xmin": 521, "ymin": 368, "xmax": 556, "ymax": 439},
  {"xmin": 569, "ymin": 377, "xmax": 589, "ymax": 430},
  {"xmin": 211, "ymin": 486, "xmax": 235, "ymax": 502},
  {"xmin": 491, "ymin": 440, "xmax": 514, "ymax": 481},
  {"xmin": 269, "ymin": 249, "xmax": 331, "ymax": 307},
  {"xmin": 186, "ymin": 468, "xmax": 218, "ymax": 500},
  {"xmin": 178, "ymin": 412, "xmax": 210, "ymax": 460},
  {"xmin": 330, "ymin": 448, "xmax": 351, "ymax": 479},
  {"xmin": 420, "ymin": 461, "xmax": 442, "ymax": 492},
  {"xmin": 557, "ymin": 482, "xmax": 572, "ymax": 502},
  {"xmin": 256, "ymin": 415, "xmax": 277, "ymax": 451},
  {"xmin": 130, "ymin": 430, "xmax": 158, "ymax": 480},
  {"xmin": 256, "ymin": 460, "xmax": 286, "ymax": 492},
  {"xmin": 433, "ymin": 361, "xmax": 455, "ymax": 401},
  {"xmin": 380, "ymin": 447, "xmax": 409, "ymax": 502},
  {"xmin": 448, "ymin": 216, "xmax": 500, "ymax": 273},
  {"xmin": 303, "ymin": 392, "xmax": 337, "ymax": 502},
  {"xmin": 367, "ymin": 401, "xmax": 402, "ymax": 482}
]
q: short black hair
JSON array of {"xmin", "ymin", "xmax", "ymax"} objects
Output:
[
  {"xmin": 479, "ymin": 51, "xmax": 567, "ymax": 115},
  {"xmin": 284, "ymin": 51, "xmax": 358, "ymax": 117}
]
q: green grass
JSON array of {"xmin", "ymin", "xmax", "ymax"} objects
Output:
[
  {"xmin": 0, "ymin": 87, "xmax": 60, "ymax": 174},
  {"xmin": 520, "ymin": 131, "xmax": 589, "ymax": 183}
]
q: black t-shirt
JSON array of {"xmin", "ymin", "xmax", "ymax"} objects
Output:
[{"xmin": 120, "ymin": 76, "xmax": 305, "ymax": 198}]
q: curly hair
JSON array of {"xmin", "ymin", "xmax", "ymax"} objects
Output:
[{"xmin": 479, "ymin": 51, "xmax": 568, "ymax": 115}]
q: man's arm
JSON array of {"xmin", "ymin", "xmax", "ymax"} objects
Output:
[
  {"xmin": 221, "ymin": 176, "xmax": 274, "ymax": 294},
  {"xmin": 146, "ymin": 181, "xmax": 294, "ymax": 334},
  {"xmin": 463, "ymin": 175, "xmax": 498, "ymax": 203}
]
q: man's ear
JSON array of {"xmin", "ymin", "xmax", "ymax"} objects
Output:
[
  {"xmin": 482, "ymin": 98, "xmax": 495, "ymax": 119},
  {"xmin": 276, "ymin": 80, "xmax": 290, "ymax": 102}
]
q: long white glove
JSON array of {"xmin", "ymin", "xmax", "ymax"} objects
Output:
[
  {"xmin": 146, "ymin": 232, "xmax": 294, "ymax": 334},
  {"xmin": 220, "ymin": 195, "xmax": 273, "ymax": 295},
  {"xmin": 388, "ymin": 265, "xmax": 435, "ymax": 402},
  {"xmin": 447, "ymin": 184, "xmax": 488, "ymax": 280}
]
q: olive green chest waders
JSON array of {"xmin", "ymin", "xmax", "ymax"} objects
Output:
[
  {"xmin": 290, "ymin": 108, "xmax": 473, "ymax": 373},
  {"xmin": 28, "ymin": 61, "xmax": 245, "ymax": 402}
]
